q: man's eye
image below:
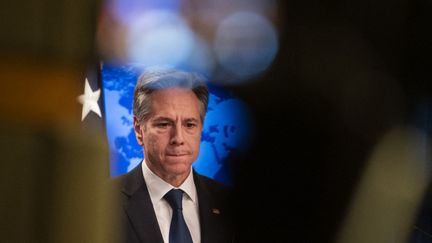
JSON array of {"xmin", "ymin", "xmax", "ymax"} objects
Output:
[
  {"xmin": 186, "ymin": 123, "xmax": 197, "ymax": 128},
  {"xmin": 156, "ymin": 123, "xmax": 170, "ymax": 128}
]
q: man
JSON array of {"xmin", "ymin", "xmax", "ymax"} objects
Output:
[{"xmin": 116, "ymin": 68, "xmax": 235, "ymax": 243}]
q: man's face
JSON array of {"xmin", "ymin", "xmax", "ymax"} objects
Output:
[{"xmin": 134, "ymin": 88, "xmax": 203, "ymax": 184}]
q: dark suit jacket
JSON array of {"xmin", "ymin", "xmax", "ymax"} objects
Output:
[{"xmin": 115, "ymin": 163, "xmax": 235, "ymax": 243}]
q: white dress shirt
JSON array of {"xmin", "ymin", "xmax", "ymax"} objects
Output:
[{"xmin": 142, "ymin": 161, "xmax": 201, "ymax": 243}]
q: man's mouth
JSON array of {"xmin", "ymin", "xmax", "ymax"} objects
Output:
[{"xmin": 166, "ymin": 153, "xmax": 188, "ymax": 156}]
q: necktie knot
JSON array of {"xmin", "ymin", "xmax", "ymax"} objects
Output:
[{"xmin": 164, "ymin": 189, "xmax": 184, "ymax": 210}]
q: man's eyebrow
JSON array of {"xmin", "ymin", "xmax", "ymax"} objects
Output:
[
  {"xmin": 152, "ymin": 117, "xmax": 173, "ymax": 122},
  {"xmin": 151, "ymin": 117, "xmax": 200, "ymax": 123},
  {"xmin": 184, "ymin": 118, "xmax": 200, "ymax": 122}
]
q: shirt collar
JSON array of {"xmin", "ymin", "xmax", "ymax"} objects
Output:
[{"xmin": 142, "ymin": 161, "xmax": 197, "ymax": 203}]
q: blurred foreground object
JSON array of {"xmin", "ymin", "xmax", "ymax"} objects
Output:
[
  {"xmin": 336, "ymin": 127, "xmax": 431, "ymax": 243},
  {"xmin": 0, "ymin": 125, "xmax": 117, "ymax": 243},
  {"xmin": 97, "ymin": 0, "xmax": 280, "ymax": 84},
  {"xmin": 0, "ymin": 0, "xmax": 98, "ymax": 64},
  {"xmin": 0, "ymin": 0, "xmax": 118, "ymax": 242}
]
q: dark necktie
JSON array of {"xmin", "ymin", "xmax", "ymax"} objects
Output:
[{"xmin": 164, "ymin": 189, "xmax": 193, "ymax": 243}]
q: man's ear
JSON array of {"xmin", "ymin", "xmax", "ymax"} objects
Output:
[{"xmin": 133, "ymin": 116, "xmax": 144, "ymax": 145}]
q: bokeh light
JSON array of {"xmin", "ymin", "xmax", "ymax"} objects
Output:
[
  {"xmin": 98, "ymin": 1, "xmax": 280, "ymax": 84},
  {"xmin": 109, "ymin": 0, "xmax": 180, "ymax": 25},
  {"xmin": 213, "ymin": 11, "xmax": 279, "ymax": 82},
  {"xmin": 126, "ymin": 10, "xmax": 195, "ymax": 67}
]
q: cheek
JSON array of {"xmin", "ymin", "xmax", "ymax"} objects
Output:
[
  {"xmin": 190, "ymin": 134, "xmax": 202, "ymax": 151},
  {"xmin": 145, "ymin": 133, "xmax": 165, "ymax": 153}
]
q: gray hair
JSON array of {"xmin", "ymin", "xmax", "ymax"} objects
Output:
[{"xmin": 133, "ymin": 68, "xmax": 209, "ymax": 124}]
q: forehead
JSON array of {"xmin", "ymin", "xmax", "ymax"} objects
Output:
[{"xmin": 149, "ymin": 88, "xmax": 200, "ymax": 118}]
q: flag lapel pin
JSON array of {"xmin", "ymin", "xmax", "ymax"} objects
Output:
[{"xmin": 211, "ymin": 208, "xmax": 220, "ymax": 214}]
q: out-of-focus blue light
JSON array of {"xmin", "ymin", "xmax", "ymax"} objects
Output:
[
  {"xmin": 214, "ymin": 11, "xmax": 279, "ymax": 82},
  {"xmin": 110, "ymin": 0, "xmax": 180, "ymax": 25},
  {"xmin": 181, "ymin": 36, "xmax": 216, "ymax": 78},
  {"xmin": 126, "ymin": 10, "xmax": 195, "ymax": 67}
]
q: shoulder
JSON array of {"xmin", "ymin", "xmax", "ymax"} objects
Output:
[
  {"xmin": 194, "ymin": 170, "xmax": 231, "ymax": 186},
  {"xmin": 193, "ymin": 171, "xmax": 233, "ymax": 200},
  {"xmin": 110, "ymin": 164, "xmax": 145, "ymax": 197}
]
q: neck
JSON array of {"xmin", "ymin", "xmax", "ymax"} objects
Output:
[
  {"xmin": 145, "ymin": 161, "xmax": 191, "ymax": 187},
  {"xmin": 164, "ymin": 173, "xmax": 190, "ymax": 188}
]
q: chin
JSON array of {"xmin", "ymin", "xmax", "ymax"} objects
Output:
[
  {"xmin": 165, "ymin": 157, "xmax": 193, "ymax": 172},
  {"xmin": 166, "ymin": 165, "xmax": 191, "ymax": 178}
]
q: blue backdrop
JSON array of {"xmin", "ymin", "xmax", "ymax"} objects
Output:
[{"xmin": 101, "ymin": 64, "xmax": 254, "ymax": 185}]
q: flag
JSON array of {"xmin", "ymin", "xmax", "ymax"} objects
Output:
[{"xmin": 79, "ymin": 62, "xmax": 106, "ymax": 134}]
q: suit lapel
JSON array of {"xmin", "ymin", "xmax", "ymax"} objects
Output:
[
  {"xmin": 122, "ymin": 164, "xmax": 164, "ymax": 243},
  {"xmin": 194, "ymin": 172, "xmax": 231, "ymax": 243}
]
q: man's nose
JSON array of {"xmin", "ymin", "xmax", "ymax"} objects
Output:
[{"xmin": 170, "ymin": 124, "xmax": 185, "ymax": 145}]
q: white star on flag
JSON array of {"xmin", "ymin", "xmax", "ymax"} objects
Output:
[{"xmin": 77, "ymin": 78, "xmax": 102, "ymax": 121}]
